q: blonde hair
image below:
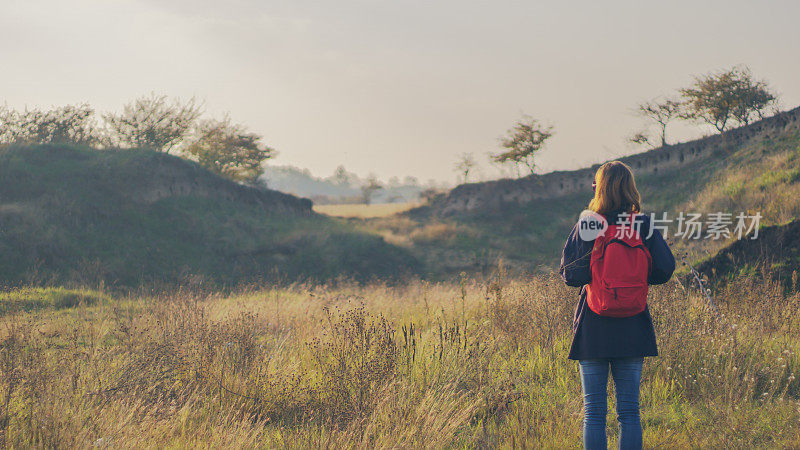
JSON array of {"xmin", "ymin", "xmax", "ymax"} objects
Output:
[{"xmin": 588, "ymin": 161, "xmax": 641, "ymax": 215}]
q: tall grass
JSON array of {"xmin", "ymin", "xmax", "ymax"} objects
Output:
[{"xmin": 0, "ymin": 271, "xmax": 798, "ymax": 447}]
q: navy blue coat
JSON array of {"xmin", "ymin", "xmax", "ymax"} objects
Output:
[{"xmin": 560, "ymin": 211, "xmax": 675, "ymax": 360}]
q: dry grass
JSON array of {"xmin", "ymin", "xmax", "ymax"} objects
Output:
[
  {"xmin": 313, "ymin": 202, "xmax": 420, "ymax": 218},
  {"xmin": 0, "ymin": 270, "xmax": 799, "ymax": 448}
]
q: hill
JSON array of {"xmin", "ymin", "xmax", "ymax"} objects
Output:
[
  {"xmin": 365, "ymin": 107, "xmax": 800, "ymax": 278},
  {"xmin": 0, "ymin": 144, "xmax": 420, "ymax": 288},
  {"xmin": 694, "ymin": 218, "xmax": 800, "ymax": 290}
]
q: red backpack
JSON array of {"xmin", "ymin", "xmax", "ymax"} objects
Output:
[{"xmin": 586, "ymin": 217, "xmax": 652, "ymax": 317}]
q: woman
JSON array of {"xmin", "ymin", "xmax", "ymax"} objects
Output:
[{"xmin": 559, "ymin": 161, "xmax": 675, "ymax": 450}]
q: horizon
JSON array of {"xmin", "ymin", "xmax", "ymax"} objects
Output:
[{"xmin": 2, "ymin": 0, "xmax": 799, "ymax": 183}]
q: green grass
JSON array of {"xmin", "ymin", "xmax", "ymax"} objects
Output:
[
  {"xmin": 0, "ymin": 144, "xmax": 420, "ymax": 288},
  {"xmin": 0, "ymin": 287, "xmax": 108, "ymax": 315},
  {"xmin": 3, "ymin": 129, "xmax": 798, "ymax": 286}
]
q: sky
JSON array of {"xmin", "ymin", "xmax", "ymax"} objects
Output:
[{"xmin": 1, "ymin": 0, "xmax": 798, "ymax": 184}]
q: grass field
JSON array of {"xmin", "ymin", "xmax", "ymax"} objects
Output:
[
  {"xmin": 314, "ymin": 202, "xmax": 420, "ymax": 218},
  {"xmin": 1, "ymin": 270, "xmax": 798, "ymax": 448}
]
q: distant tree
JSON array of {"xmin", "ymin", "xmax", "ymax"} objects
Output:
[
  {"xmin": 680, "ymin": 66, "xmax": 777, "ymax": 133},
  {"xmin": 332, "ymin": 165, "xmax": 352, "ymax": 186},
  {"xmin": 629, "ymin": 131, "xmax": 653, "ymax": 148},
  {"xmin": 103, "ymin": 93, "xmax": 202, "ymax": 153},
  {"xmin": 680, "ymin": 70, "xmax": 738, "ymax": 133},
  {"xmin": 729, "ymin": 68, "xmax": 777, "ymax": 125},
  {"xmin": 418, "ymin": 187, "xmax": 441, "ymax": 204},
  {"xmin": 491, "ymin": 116, "xmax": 553, "ymax": 177},
  {"xmin": 185, "ymin": 117, "xmax": 275, "ymax": 184},
  {"xmin": 0, "ymin": 104, "xmax": 98, "ymax": 146},
  {"xmin": 360, "ymin": 175, "xmax": 383, "ymax": 205},
  {"xmin": 454, "ymin": 152, "xmax": 476, "ymax": 184},
  {"xmin": 403, "ymin": 175, "xmax": 419, "ymax": 186},
  {"xmin": 636, "ymin": 98, "xmax": 681, "ymax": 146}
]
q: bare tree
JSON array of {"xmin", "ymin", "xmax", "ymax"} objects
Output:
[
  {"xmin": 491, "ymin": 116, "xmax": 553, "ymax": 177},
  {"xmin": 360, "ymin": 175, "xmax": 382, "ymax": 205},
  {"xmin": 637, "ymin": 98, "xmax": 681, "ymax": 146},
  {"xmin": 185, "ymin": 116, "xmax": 275, "ymax": 184},
  {"xmin": 454, "ymin": 152, "xmax": 476, "ymax": 184},
  {"xmin": 103, "ymin": 93, "xmax": 202, "ymax": 153}
]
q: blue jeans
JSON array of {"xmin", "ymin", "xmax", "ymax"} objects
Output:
[{"xmin": 579, "ymin": 358, "xmax": 643, "ymax": 450}]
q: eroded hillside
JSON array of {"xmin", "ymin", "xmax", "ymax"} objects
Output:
[{"xmin": 365, "ymin": 107, "xmax": 800, "ymax": 278}]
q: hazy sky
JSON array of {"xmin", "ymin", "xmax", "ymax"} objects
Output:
[{"xmin": 1, "ymin": 0, "xmax": 798, "ymax": 183}]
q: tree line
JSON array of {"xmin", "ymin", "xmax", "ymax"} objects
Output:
[
  {"xmin": 455, "ymin": 65, "xmax": 781, "ymax": 183},
  {"xmin": 0, "ymin": 93, "xmax": 274, "ymax": 184},
  {"xmin": 632, "ymin": 65, "xmax": 778, "ymax": 147}
]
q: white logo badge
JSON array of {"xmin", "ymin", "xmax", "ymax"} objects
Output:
[{"xmin": 577, "ymin": 210, "xmax": 608, "ymax": 241}]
